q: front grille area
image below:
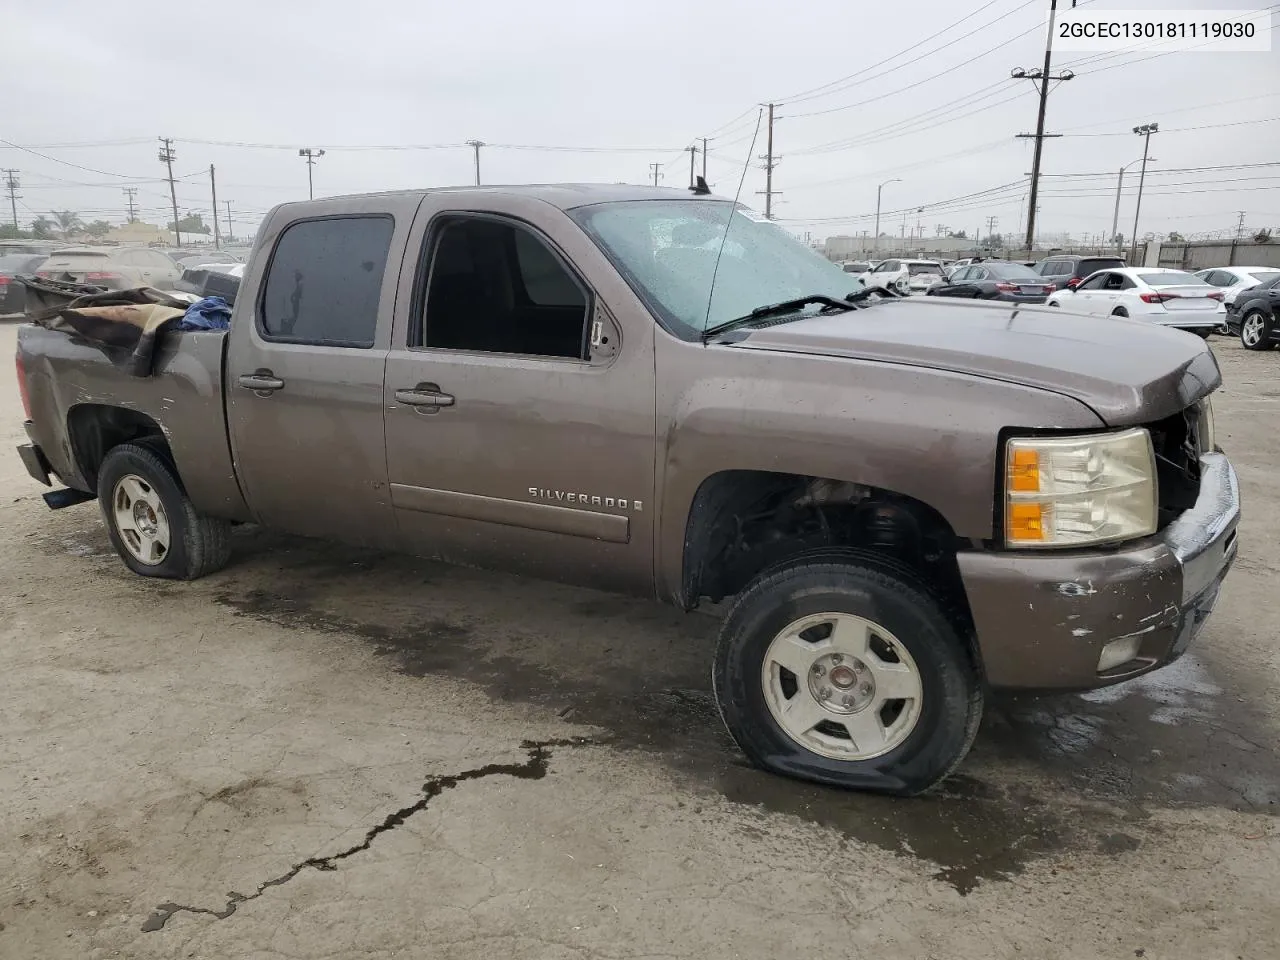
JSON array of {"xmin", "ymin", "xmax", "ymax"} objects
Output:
[{"xmin": 1147, "ymin": 403, "xmax": 1204, "ymax": 528}]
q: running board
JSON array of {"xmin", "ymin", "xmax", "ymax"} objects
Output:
[{"xmin": 42, "ymin": 488, "xmax": 95, "ymax": 510}]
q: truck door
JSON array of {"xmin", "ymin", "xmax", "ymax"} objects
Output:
[
  {"xmin": 382, "ymin": 196, "xmax": 657, "ymax": 596},
  {"xmin": 226, "ymin": 197, "xmax": 417, "ymax": 547}
]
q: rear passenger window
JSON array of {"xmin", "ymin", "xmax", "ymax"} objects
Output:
[
  {"xmin": 260, "ymin": 216, "xmax": 393, "ymax": 347},
  {"xmin": 419, "ymin": 216, "xmax": 589, "ymax": 360}
]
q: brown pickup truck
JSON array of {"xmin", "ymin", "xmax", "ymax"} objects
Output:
[{"xmin": 15, "ymin": 184, "xmax": 1240, "ymax": 795}]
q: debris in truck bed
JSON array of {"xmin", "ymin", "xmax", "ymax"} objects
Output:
[{"xmin": 21, "ymin": 283, "xmax": 203, "ymax": 377}]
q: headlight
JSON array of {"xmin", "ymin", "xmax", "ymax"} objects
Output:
[{"xmin": 1005, "ymin": 428, "xmax": 1157, "ymax": 548}]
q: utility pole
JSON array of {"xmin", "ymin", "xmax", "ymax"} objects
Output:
[
  {"xmin": 874, "ymin": 178, "xmax": 900, "ymax": 258},
  {"xmin": 701, "ymin": 137, "xmax": 708, "ymax": 181},
  {"xmin": 2, "ymin": 169, "xmax": 19, "ymax": 231},
  {"xmin": 1013, "ymin": 0, "xmax": 1074, "ymax": 254},
  {"xmin": 985, "ymin": 216, "xmax": 999, "ymax": 249},
  {"xmin": 210, "ymin": 164, "xmax": 221, "ymax": 250},
  {"xmin": 1129, "ymin": 122, "xmax": 1159, "ymax": 263},
  {"xmin": 298, "ymin": 148, "xmax": 325, "ymax": 200},
  {"xmin": 1235, "ymin": 210, "xmax": 1248, "ymax": 240},
  {"xmin": 757, "ymin": 102, "xmax": 779, "ymax": 219},
  {"xmin": 465, "ymin": 140, "xmax": 485, "ymax": 186},
  {"xmin": 122, "ymin": 186, "xmax": 138, "ymax": 223},
  {"xmin": 649, "ymin": 162, "xmax": 663, "ymax": 187},
  {"xmin": 223, "ymin": 200, "xmax": 234, "ymax": 243},
  {"xmin": 158, "ymin": 138, "xmax": 181, "ymax": 247},
  {"xmin": 686, "ymin": 145, "xmax": 698, "ymax": 188}
]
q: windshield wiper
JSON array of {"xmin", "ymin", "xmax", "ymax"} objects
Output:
[{"xmin": 701, "ymin": 294, "xmax": 857, "ymax": 342}]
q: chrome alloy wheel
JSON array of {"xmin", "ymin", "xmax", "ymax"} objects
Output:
[
  {"xmin": 760, "ymin": 612, "xmax": 923, "ymax": 761},
  {"xmin": 111, "ymin": 474, "xmax": 171, "ymax": 565}
]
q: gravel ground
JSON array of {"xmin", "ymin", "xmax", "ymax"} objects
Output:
[{"xmin": 1, "ymin": 321, "xmax": 1277, "ymax": 959}]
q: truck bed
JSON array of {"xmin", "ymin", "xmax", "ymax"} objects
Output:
[{"xmin": 18, "ymin": 324, "xmax": 251, "ymax": 521}]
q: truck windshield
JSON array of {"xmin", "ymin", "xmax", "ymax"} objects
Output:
[{"xmin": 571, "ymin": 200, "xmax": 855, "ymax": 340}]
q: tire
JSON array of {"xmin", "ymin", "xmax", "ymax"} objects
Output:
[
  {"xmin": 96, "ymin": 442, "xmax": 232, "ymax": 580},
  {"xmin": 1240, "ymin": 310, "xmax": 1275, "ymax": 351},
  {"xmin": 1111, "ymin": 308, "xmax": 1129, "ymax": 318},
  {"xmin": 712, "ymin": 556, "xmax": 983, "ymax": 796}
]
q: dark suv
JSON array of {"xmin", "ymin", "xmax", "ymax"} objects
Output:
[{"xmin": 1034, "ymin": 255, "xmax": 1126, "ymax": 290}]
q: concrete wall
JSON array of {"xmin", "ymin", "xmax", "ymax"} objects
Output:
[{"xmin": 1153, "ymin": 240, "xmax": 1280, "ymax": 271}]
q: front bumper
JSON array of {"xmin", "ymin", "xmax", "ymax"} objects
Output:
[{"xmin": 959, "ymin": 452, "xmax": 1240, "ymax": 689}]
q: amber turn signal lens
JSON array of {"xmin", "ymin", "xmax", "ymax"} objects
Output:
[
  {"xmin": 1007, "ymin": 501, "xmax": 1046, "ymax": 542},
  {"xmin": 1009, "ymin": 448, "xmax": 1040, "ymax": 492}
]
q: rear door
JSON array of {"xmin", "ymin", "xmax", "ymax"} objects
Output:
[
  {"xmin": 226, "ymin": 196, "xmax": 419, "ymax": 547},
  {"xmin": 381, "ymin": 194, "xmax": 657, "ymax": 595}
]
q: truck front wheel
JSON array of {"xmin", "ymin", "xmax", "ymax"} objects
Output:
[
  {"xmin": 97, "ymin": 442, "xmax": 232, "ymax": 580},
  {"xmin": 712, "ymin": 557, "xmax": 983, "ymax": 796}
]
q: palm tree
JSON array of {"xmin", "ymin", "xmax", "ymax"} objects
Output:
[
  {"xmin": 50, "ymin": 210, "xmax": 83, "ymax": 240},
  {"xmin": 30, "ymin": 216, "xmax": 55, "ymax": 240}
]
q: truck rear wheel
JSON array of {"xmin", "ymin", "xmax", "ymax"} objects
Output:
[
  {"xmin": 97, "ymin": 442, "xmax": 232, "ymax": 580},
  {"xmin": 711, "ymin": 557, "xmax": 982, "ymax": 796}
]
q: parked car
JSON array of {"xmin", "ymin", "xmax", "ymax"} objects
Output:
[
  {"xmin": 173, "ymin": 262, "xmax": 244, "ymax": 305},
  {"xmin": 1034, "ymin": 254, "xmax": 1126, "ymax": 290},
  {"xmin": 1046, "ymin": 267, "xmax": 1223, "ymax": 336},
  {"xmin": 1224, "ymin": 274, "xmax": 1280, "ymax": 350},
  {"xmin": 0, "ymin": 253, "xmax": 47, "ymax": 314},
  {"xmin": 1194, "ymin": 266, "xmax": 1280, "ymax": 305},
  {"xmin": 176, "ymin": 251, "xmax": 243, "ymax": 270},
  {"xmin": 36, "ymin": 247, "xmax": 181, "ymax": 290},
  {"xmin": 926, "ymin": 261, "xmax": 1054, "ymax": 303},
  {"xmin": 863, "ymin": 258, "xmax": 945, "ymax": 294},
  {"xmin": 16, "ymin": 184, "xmax": 1239, "ymax": 796},
  {"xmin": 839, "ymin": 260, "xmax": 872, "ymax": 276},
  {"xmin": 0, "ymin": 239, "xmax": 63, "ymax": 257}
]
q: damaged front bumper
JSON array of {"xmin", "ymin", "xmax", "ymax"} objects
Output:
[{"xmin": 958, "ymin": 452, "xmax": 1240, "ymax": 689}]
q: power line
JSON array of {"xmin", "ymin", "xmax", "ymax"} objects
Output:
[{"xmin": 776, "ymin": 0, "xmax": 1036, "ymax": 109}]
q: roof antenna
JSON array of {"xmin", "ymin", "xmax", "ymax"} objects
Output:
[
  {"xmin": 689, "ymin": 175, "xmax": 711, "ymax": 196},
  {"xmin": 701, "ymin": 108, "xmax": 764, "ymax": 338}
]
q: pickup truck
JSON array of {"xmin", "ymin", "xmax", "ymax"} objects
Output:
[{"xmin": 15, "ymin": 184, "xmax": 1240, "ymax": 795}]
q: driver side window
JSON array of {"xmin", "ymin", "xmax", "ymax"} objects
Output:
[{"xmin": 1076, "ymin": 273, "xmax": 1108, "ymax": 291}]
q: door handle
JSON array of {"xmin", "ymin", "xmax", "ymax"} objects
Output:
[
  {"xmin": 237, "ymin": 373, "xmax": 285, "ymax": 392},
  {"xmin": 395, "ymin": 386, "xmax": 455, "ymax": 408}
]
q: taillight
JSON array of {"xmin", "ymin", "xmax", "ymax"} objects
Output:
[
  {"xmin": 16, "ymin": 352, "xmax": 32, "ymax": 420},
  {"xmin": 995, "ymin": 282, "xmax": 1018, "ymax": 293},
  {"xmin": 1207, "ymin": 291, "xmax": 1224, "ymax": 301},
  {"xmin": 1044, "ymin": 282, "xmax": 1056, "ymax": 292},
  {"xmin": 0, "ymin": 276, "xmax": 9, "ymax": 286},
  {"xmin": 1139, "ymin": 292, "xmax": 1177, "ymax": 304}
]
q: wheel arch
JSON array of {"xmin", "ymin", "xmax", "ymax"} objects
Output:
[
  {"xmin": 676, "ymin": 468, "xmax": 976, "ymax": 644},
  {"xmin": 66, "ymin": 403, "xmax": 173, "ymax": 491}
]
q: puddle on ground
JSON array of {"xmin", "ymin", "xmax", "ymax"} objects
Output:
[{"xmin": 39, "ymin": 526, "xmax": 1280, "ymax": 893}]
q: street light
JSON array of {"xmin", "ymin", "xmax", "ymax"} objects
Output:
[
  {"xmin": 1130, "ymin": 122, "xmax": 1159, "ymax": 262},
  {"xmin": 1111, "ymin": 156, "xmax": 1157, "ymax": 254},
  {"xmin": 874, "ymin": 178, "xmax": 900, "ymax": 257}
]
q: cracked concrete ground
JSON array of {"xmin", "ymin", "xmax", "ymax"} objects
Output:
[{"xmin": 1, "ymin": 321, "xmax": 1277, "ymax": 959}]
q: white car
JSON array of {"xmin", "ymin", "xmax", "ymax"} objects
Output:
[
  {"xmin": 863, "ymin": 258, "xmax": 945, "ymax": 294},
  {"xmin": 1046, "ymin": 267, "xmax": 1224, "ymax": 336},
  {"xmin": 1194, "ymin": 266, "xmax": 1280, "ymax": 305},
  {"xmin": 35, "ymin": 247, "xmax": 181, "ymax": 290}
]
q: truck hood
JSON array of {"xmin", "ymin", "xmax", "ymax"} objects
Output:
[{"xmin": 729, "ymin": 299, "xmax": 1221, "ymax": 424}]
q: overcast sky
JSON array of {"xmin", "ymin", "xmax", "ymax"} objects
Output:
[{"xmin": 3, "ymin": 0, "xmax": 1277, "ymax": 243}]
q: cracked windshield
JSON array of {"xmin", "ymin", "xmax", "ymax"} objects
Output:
[{"xmin": 1, "ymin": 1, "xmax": 1275, "ymax": 958}]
